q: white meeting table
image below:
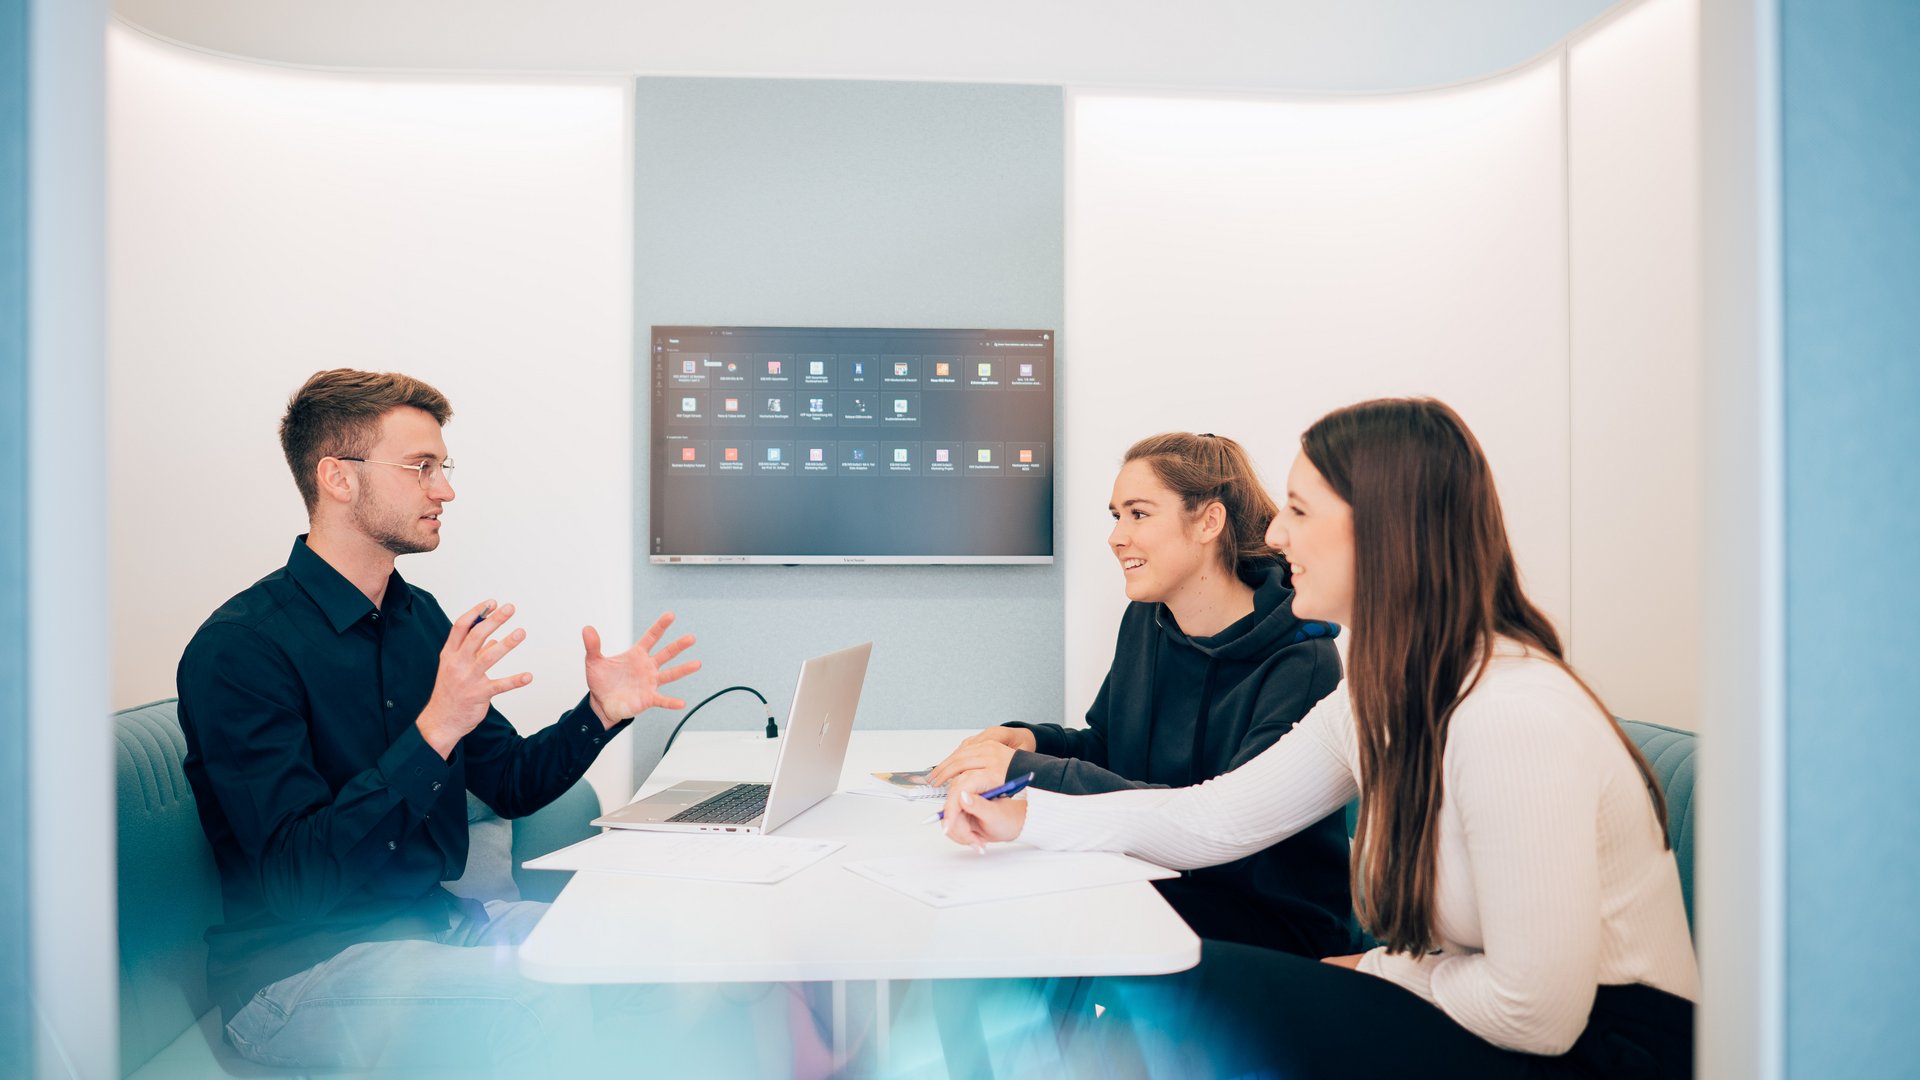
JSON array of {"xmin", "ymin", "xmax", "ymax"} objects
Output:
[{"xmin": 517, "ymin": 728, "xmax": 1201, "ymax": 1066}]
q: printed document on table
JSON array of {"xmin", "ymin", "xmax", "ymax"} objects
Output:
[
  {"xmin": 843, "ymin": 846, "xmax": 1176, "ymax": 907},
  {"xmin": 523, "ymin": 831, "xmax": 842, "ymax": 885}
]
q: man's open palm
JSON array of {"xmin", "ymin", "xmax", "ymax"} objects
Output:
[{"xmin": 582, "ymin": 612, "xmax": 699, "ymax": 725}]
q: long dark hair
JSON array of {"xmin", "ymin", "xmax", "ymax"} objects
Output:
[
  {"xmin": 1124, "ymin": 431, "xmax": 1282, "ymax": 583},
  {"xmin": 1303, "ymin": 398, "xmax": 1669, "ymax": 954}
]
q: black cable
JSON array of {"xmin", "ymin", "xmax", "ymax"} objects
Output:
[{"xmin": 661, "ymin": 685, "xmax": 778, "ymax": 756}]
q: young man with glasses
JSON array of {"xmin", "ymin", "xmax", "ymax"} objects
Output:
[{"xmin": 176, "ymin": 368, "xmax": 698, "ymax": 1071}]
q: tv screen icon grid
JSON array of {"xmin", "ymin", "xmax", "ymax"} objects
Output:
[
  {"xmin": 880, "ymin": 392, "xmax": 920, "ymax": 427},
  {"xmin": 714, "ymin": 441, "xmax": 749, "ymax": 474},
  {"xmin": 838, "ymin": 441, "xmax": 880, "ymax": 474},
  {"xmin": 882, "ymin": 442, "xmax": 919, "ymax": 475},
  {"xmin": 665, "ymin": 353, "xmax": 710, "ymax": 387},
  {"xmin": 924, "ymin": 442, "xmax": 961, "ymax": 475},
  {"xmin": 1007, "ymin": 441, "xmax": 1049, "ymax": 475},
  {"xmin": 756, "ymin": 392, "xmax": 794, "ymax": 425},
  {"xmin": 798, "ymin": 441, "xmax": 836, "ymax": 474},
  {"xmin": 838, "ymin": 355, "xmax": 878, "ymax": 386},
  {"xmin": 754, "ymin": 441, "xmax": 795, "ymax": 474},
  {"xmin": 964, "ymin": 442, "xmax": 1005, "ymax": 475},
  {"xmin": 882, "ymin": 356, "xmax": 917, "ymax": 384},
  {"xmin": 667, "ymin": 391, "xmax": 705, "ymax": 424},
  {"xmin": 1008, "ymin": 356, "xmax": 1047, "ymax": 391},
  {"xmin": 798, "ymin": 392, "xmax": 837, "ymax": 424},
  {"xmin": 838, "ymin": 392, "xmax": 878, "ymax": 426},
  {"xmin": 799, "ymin": 354, "xmax": 835, "ymax": 386},
  {"xmin": 664, "ymin": 438, "xmax": 708, "ymax": 472},
  {"xmin": 755, "ymin": 354, "xmax": 795, "ymax": 386}
]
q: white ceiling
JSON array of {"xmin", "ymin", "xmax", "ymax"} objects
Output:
[{"xmin": 113, "ymin": 0, "xmax": 1621, "ymax": 93}]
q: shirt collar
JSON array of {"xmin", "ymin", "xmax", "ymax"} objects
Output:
[{"xmin": 286, "ymin": 535, "xmax": 415, "ymax": 634}]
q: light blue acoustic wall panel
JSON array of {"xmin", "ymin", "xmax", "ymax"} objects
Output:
[
  {"xmin": 1781, "ymin": 2, "xmax": 1920, "ymax": 1075},
  {"xmin": 1, "ymin": 0, "xmax": 33, "ymax": 1068},
  {"xmin": 631, "ymin": 79, "xmax": 1064, "ymax": 749}
]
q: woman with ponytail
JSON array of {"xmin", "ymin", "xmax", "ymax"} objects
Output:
[
  {"xmin": 941, "ymin": 400, "xmax": 1697, "ymax": 1078},
  {"xmin": 930, "ymin": 431, "xmax": 1350, "ymax": 957}
]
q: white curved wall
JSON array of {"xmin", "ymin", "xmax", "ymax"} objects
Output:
[
  {"xmin": 107, "ymin": 27, "xmax": 638, "ymax": 806},
  {"xmin": 1063, "ymin": 0, "xmax": 1702, "ymax": 730}
]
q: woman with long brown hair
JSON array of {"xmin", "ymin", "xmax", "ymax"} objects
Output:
[{"xmin": 940, "ymin": 398, "xmax": 1697, "ymax": 1077}]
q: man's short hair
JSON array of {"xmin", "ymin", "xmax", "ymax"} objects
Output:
[{"xmin": 280, "ymin": 369, "xmax": 453, "ymax": 512}]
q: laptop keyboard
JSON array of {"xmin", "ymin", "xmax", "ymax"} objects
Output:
[{"xmin": 666, "ymin": 782, "xmax": 771, "ymax": 825}]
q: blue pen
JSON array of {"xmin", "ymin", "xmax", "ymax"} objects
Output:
[{"xmin": 919, "ymin": 771, "xmax": 1036, "ymax": 825}]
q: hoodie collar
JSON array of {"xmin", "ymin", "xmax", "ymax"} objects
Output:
[{"xmin": 1152, "ymin": 563, "xmax": 1340, "ymax": 660}]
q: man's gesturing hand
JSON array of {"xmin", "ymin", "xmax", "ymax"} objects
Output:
[
  {"xmin": 583, "ymin": 611, "xmax": 700, "ymax": 728},
  {"xmin": 418, "ymin": 600, "xmax": 532, "ymax": 759}
]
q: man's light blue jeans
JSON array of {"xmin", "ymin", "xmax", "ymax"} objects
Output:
[{"xmin": 224, "ymin": 900, "xmax": 587, "ymax": 1073}]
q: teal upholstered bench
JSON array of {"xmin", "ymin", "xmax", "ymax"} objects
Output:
[{"xmin": 114, "ymin": 699, "xmax": 600, "ymax": 1078}]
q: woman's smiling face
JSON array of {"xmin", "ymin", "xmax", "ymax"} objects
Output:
[
  {"xmin": 1267, "ymin": 451, "xmax": 1355, "ymax": 626},
  {"xmin": 1108, "ymin": 459, "xmax": 1218, "ymax": 604}
]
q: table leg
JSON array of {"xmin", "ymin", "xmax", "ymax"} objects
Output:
[
  {"xmin": 874, "ymin": 978, "xmax": 891, "ymax": 1068},
  {"xmin": 832, "ymin": 979, "xmax": 848, "ymax": 1068}
]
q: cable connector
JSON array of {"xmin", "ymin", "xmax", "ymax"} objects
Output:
[{"xmin": 662, "ymin": 685, "xmax": 773, "ymax": 756}]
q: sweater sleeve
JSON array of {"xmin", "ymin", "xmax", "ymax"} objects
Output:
[
  {"xmin": 1359, "ymin": 694, "xmax": 1604, "ymax": 1056},
  {"xmin": 1020, "ymin": 685, "xmax": 1358, "ymax": 869}
]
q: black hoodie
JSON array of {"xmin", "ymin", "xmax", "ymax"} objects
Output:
[{"xmin": 1007, "ymin": 565, "xmax": 1353, "ymax": 957}]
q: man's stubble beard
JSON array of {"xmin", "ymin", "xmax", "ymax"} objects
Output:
[{"xmin": 352, "ymin": 491, "xmax": 439, "ymax": 557}]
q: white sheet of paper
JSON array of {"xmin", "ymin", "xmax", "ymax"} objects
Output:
[
  {"xmin": 522, "ymin": 831, "xmax": 842, "ymax": 885},
  {"xmin": 843, "ymin": 846, "xmax": 1177, "ymax": 907}
]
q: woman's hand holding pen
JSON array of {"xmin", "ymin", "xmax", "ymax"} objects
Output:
[{"xmin": 939, "ymin": 771, "xmax": 1029, "ymax": 852}]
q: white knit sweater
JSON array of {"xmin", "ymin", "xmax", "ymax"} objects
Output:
[{"xmin": 1019, "ymin": 640, "xmax": 1699, "ymax": 1056}]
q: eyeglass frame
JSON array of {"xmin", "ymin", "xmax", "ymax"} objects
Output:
[{"xmin": 334, "ymin": 455, "xmax": 456, "ymax": 488}]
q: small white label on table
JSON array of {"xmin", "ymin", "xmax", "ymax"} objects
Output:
[
  {"xmin": 843, "ymin": 846, "xmax": 1176, "ymax": 907},
  {"xmin": 523, "ymin": 831, "xmax": 842, "ymax": 885}
]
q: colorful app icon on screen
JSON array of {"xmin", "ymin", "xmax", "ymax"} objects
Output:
[
  {"xmin": 977, "ymin": 362, "xmax": 992, "ymax": 378},
  {"xmin": 1019, "ymin": 363, "xmax": 1034, "ymax": 379},
  {"xmin": 767, "ymin": 447, "xmax": 781, "ymax": 462},
  {"xmin": 724, "ymin": 447, "xmax": 739, "ymax": 462},
  {"xmin": 680, "ymin": 397, "xmax": 696, "ymax": 412},
  {"xmin": 1019, "ymin": 449, "xmax": 1034, "ymax": 463},
  {"xmin": 935, "ymin": 362, "xmax": 951, "ymax": 377},
  {"xmin": 809, "ymin": 360, "xmax": 824, "ymax": 376},
  {"xmin": 724, "ymin": 398, "xmax": 739, "ymax": 412},
  {"xmin": 767, "ymin": 360, "xmax": 782, "ymax": 375},
  {"xmin": 809, "ymin": 447, "xmax": 824, "ymax": 462},
  {"xmin": 680, "ymin": 447, "xmax": 696, "ymax": 462},
  {"xmin": 935, "ymin": 448, "xmax": 950, "ymax": 463},
  {"xmin": 977, "ymin": 448, "xmax": 992, "ymax": 463},
  {"xmin": 893, "ymin": 448, "xmax": 908, "ymax": 463}
]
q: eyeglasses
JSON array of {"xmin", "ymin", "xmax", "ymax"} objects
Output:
[{"xmin": 336, "ymin": 456, "xmax": 456, "ymax": 488}]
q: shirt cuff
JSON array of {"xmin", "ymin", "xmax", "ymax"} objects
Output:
[
  {"xmin": 560, "ymin": 693, "xmax": 630, "ymax": 755},
  {"xmin": 1016, "ymin": 787, "xmax": 1080, "ymax": 850},
  {"xmin": 1007, "ymin": 749, "xmax": 1068, "ymax": 791},
  {"xmin": 1357, "ymin": 946, "xmax": 1441, "ymax": 1005},
  {"xmin": 378, "ymin": 723, "xmax": 453, "ymax": 816}
]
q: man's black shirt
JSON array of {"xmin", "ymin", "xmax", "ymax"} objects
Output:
[{"xmin": 177, "ymin": 536, "xmax": 628, "ymax": 1018}]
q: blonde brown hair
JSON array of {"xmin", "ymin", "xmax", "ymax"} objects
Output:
[
  {"xmin": 1123, "ymin": 432, "xmax": 1282, "ymax": 583},
  {"xmin": 279, "ymin": 369, "xmax": 452, "ymax": 512}
]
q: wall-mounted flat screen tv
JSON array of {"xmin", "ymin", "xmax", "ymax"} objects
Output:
[{"xmin": 649, "ymin": 325, "xmax": 1054, "ymax": 564}]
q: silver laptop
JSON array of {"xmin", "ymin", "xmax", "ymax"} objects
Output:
[{"xmin": 593, "ymin": 641, "xmax": 872, "ymax": 835}]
